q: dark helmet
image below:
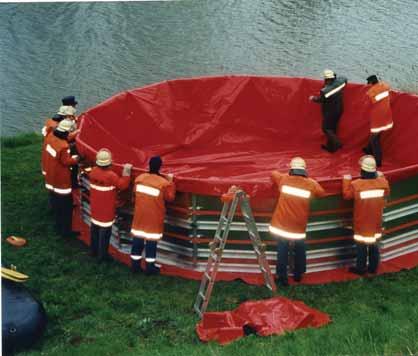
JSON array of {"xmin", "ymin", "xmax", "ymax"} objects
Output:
[
  {"xmin": 62, "ymin": 96, "xmax": 78, "ymax": 106},
  {"xmin": 366, "ymin": 75, "xmax": 379, "ymax": 85}
]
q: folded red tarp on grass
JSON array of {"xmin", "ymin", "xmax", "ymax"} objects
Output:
[
  {"xmin": 196, "ymin": 296, "xmax": 331, "ymax": 345},
  {"xmin": 77, "ymin": 76, "xmax": 418, "ymax": 198}
]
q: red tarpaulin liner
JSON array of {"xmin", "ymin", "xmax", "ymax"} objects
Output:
[
  {"xmin": 77, "ymin": 76, "xmax": 418, "ymax": 198},
  {"xmin": 196, "ymin": 296, "xmax": 331, "ymax": 345}
]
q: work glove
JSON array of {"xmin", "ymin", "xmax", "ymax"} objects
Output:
[
  {"xmin": 122, "ymin": 163, "xmax": 133, "ymax": 176},
  {"xmin": 167, "ymin": 173, "xmax": 174, "ymax": 182},
  {"xmin": 343, "ymin": 174, "xmax": 352, "ymax": 180}
]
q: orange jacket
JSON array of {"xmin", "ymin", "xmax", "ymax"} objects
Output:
[
  {"xmin": 41, "ymin": 118, "xmax": 77, "ymax": 175},
  {"xmin": 366, "ymin": 82, "xmax": 393, "ymax": 133},
  {"xmin": 41, "ymin": 118, "xmax": 59, "ymax": 176},
  {"xmin": 343, "ymin": 177, "xmax": 390, "ymax": 243},
  {"xmin": 89, "ymin": 167, "xmax": 130, "ymax": 227},
  {"xmin": 269, "ymin": 172, "xmax": 326, "ymax": 239},
  {"xmin": 44, "ymin": 133, "xmax": 78, "ymax": 194},
  {"xmin": 131, "ymin": 173, "xmax": 176, "ymax": 240}
]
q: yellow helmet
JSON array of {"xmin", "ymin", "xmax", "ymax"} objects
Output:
[
  {"xmin": 359, "ymin": 155, "xmax": 377, "ymax": 172},
  {"xmin": 56, "ymin": 119, "xmax": 74, "ymax": 132},
  {"xmin": 96, "ymin": 149, "xmax": 112, "ymax": 167},
  {"xmin": 290, "ymin": 157, "xmax": 306, "ymax": 170},
  {"xmin": 323, "ymin": 69, "xmax": 335, "ymax": 79}
]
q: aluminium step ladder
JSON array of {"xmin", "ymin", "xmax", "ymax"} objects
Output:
[{"xmin": 193, "ymin": 188, "xmax": 277, "ymax": 317}]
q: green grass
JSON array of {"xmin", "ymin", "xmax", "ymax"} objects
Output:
[{"xmin": 2, "ymin": 134, "xmax": 418, "ymax": 356}]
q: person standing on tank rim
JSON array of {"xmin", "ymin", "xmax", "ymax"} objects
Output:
[{"xmin": 309, "ymin": 69, "xmax": 348, "ymax": 153}]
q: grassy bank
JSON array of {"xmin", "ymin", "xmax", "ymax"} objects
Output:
[{"xmin": 1, "ymin": 134, "xmax": 418, "ymax": 356}]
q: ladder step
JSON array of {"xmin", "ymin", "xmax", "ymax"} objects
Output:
[
  {"xmin": 199, "ymin": 292, "xmax": 206, "ymax": 300},
  {"xmin": 204, "ymin": 272, "xmax": 211, "ymax": 281}
]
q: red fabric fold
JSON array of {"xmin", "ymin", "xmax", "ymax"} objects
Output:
[{"xmin": 196, "ymin": 296, "xmax": 331, "ymax": 345}]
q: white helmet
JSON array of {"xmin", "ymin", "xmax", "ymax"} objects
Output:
[
  {"xmin": 323, "ymin": 69, "xmax": 335, "ymax": 79},
  {"xmin": 290, "ymin": 157, "xmax": 306, "ymax": 170},
  {"xmin": 57, "ymin": 105, "xmax": 76, "ymax": 116},
  {"xmin": 359, "ymin": 155, "xmax": 377, "ymax": 172},
  {"xmin": 56, "ymin": 119, "xmax": 74, "ymax": 132},
  {"xmin": 96, "ymin": 149, "xmax": 112, "ymax": 167}
]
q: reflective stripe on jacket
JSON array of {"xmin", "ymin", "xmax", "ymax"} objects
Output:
[
  {"xmin": 342, "ymin": 177, "xmax": 390, "ymax": 242},
  {"xmin": 367, "ymin": 82, "xmax": 393, "ymax": 133},
  {"xmin": 131, "ymin": 173, "xmax": 176, "ymax": 240},
  {"xmin": 89, "ymin": 166, "xmax": 130, "ymax": 225},
  {"xmin": 43, "ymin": 133, "xmax": 77, "ymax": 194},
  {"xmin": 269, "ymin": 172, "xmax": 326, "ymax": 239},
  {"xmin": 316, "ymin": 76, "xmax": 348, "ymax": 122}
]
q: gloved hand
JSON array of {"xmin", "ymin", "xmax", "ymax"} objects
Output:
[
  {"xmin": 167, "ymin": 173, "xmax": 174, "ymax": 182},
  {"xmin": 377, "ymin": 171, "xmax": 384, "ymax": 177},
  {"xmin": 343, "ymin": 174, "xmax": 352, "ymax": 180},
  {"xmin": 122, "ymin": 163, "xmax": 133, "ymax": 176}
]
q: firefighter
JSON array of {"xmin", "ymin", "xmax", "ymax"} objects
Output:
[
  {"xmin": 269, "ymin": 157, "xmax": 326, "ymax": 286},
  {"xmin": 130, "ymin": 156, "xmax": 176, "ymax": 275},
  {"xmin": 41, "ymin": 106, "xmax": 78, "ymax": 209},
  {"xmin": 88, "ymin": 149, "xmax": 132, "ymax": 261},
  {"xmin": 41, "ymin": 106, "xmax": 77, "ymax": 175},
  {"xmin": 363, "ymin": 75, "xmax": 393, "ymax": 167},
  {"xmin": 342, "ymin": 155, "xmax": 390, "ymax": 275},
  {"xmin": 309, "ymin": 69, "xmax": 347, "ymax": 153},
  {"xmin": 44, "ymin": 119, "xmax": 79, "ymax": 238}
]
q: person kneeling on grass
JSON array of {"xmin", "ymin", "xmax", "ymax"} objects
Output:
[
  {"xmin": 130, "ymin": 156, "xmax": 176, "ymax": 275},
  {"xmin": 342, "ymin": 155, "xmax": 390, "ymax": 275},
  {"xmin": 269, "ymin": 157, "xmax": 326, "ymax": 286}
]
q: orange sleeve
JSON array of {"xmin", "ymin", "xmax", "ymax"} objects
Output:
[
  {"xmin": 313, "ymin": 181, "xmax": 326, "ymax": 198},
  {"xmin": 342, "ymin": 179, "xmax": 354, "ymax": 200},
  {"xmin": 383, "ymin": 178, "xmax": 391, "ymax": 197},
  {"xmin": 164, "ymin": 182, "xmax": 176, "ymax": 202},
  {"xmin": 132, "ymin": 177, "xmax": 139, "ymax": 204},
  {"xmin": 271, "ymin": 171, "xmax": 283, "ymax": 186},
  {"xmin": 59, "ymin": 147, "xmax": 78, "ymax": 166},
  {"xmin": 112, "ymin": 174, "xmax": 130, "ymax": 191}
]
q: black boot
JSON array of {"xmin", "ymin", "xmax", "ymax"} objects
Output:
[
  {"xmin": 89, "ymin": 235, "xmax": 99, "ymax": 257},
  {"xmin": 98, "ymin": 233, "xmax": 111, "ymax": 262},
  {"xmin": 321, "ymin": 144, "xmax": 337, "ymax": 153},
  {"xmin": 293, "ymin": 273, "xmax": 303, "ymax": 283},
  {"xmin": 131, "ymin": 260, "xmax": 142, "ymax": 274},
  {"xmin": 349, "ymin": 267, "xmax": 366, "ymax": 275},
  {"xmin": 89, "ymin": 224, "xmax": 99, "ymax": 257},
  {"xmin": 276, "ymin": 276, "xmax": 289, "ymax": 287},
  {"xmin": 145, "ymin": 262, "xmax": 160, "ymax": 276},
  {"xmin": 362, "ymin": 146, "xmax": 371, "ymax": 155}
]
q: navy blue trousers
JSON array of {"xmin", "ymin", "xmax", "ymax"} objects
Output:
[
  {"xmin": 130, "ymin": 238, "xmax": 157, "ymax": 269},
  {"xmin": 276, "ymin": 239, "xmax": 306, "ymax": 280},
  {"xmin": 355, "ymin": 243, "xmax": 380, "ymax": 273}
]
